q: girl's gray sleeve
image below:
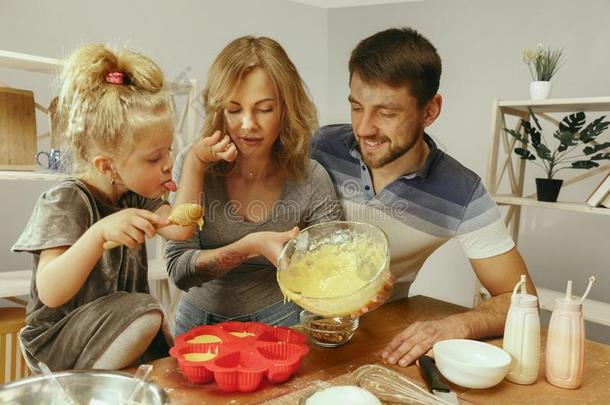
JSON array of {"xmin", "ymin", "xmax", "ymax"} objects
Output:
[{"xmin": 12, "ymin": 184, "xmax": 91, "ymax": 253}]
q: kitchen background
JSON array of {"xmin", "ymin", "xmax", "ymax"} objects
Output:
[{"xmin": 1, "ymin": 0, "xmax": 608, "ymax": 343}]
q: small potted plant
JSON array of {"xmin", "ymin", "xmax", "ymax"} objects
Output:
[
  {"xmin": 522, "ymin": 44, "xmax": 564, "ymax": 100},
  {"xmin": 504, "ymin": 110, "xmax": 610, "ymax": 202}
]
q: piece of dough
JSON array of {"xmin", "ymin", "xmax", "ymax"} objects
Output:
[
  {"xmin": 229, "ymin": 332, "xmax": 255, "ymax": 338},
  {"xmin": 184, "ymin": 352, "xmax": 217, "ymax": 362},
  {"xmin": 187, "ymin": 335, "xmax": 222, "ymax": 344},
  {"xmin": 168, "ymin": 202, "xmax": 204, "ymax": 230}
]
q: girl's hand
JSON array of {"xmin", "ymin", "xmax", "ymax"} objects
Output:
[
  {"xmin": 191, "ymin": 130, "xmax": 238, "ymax": 164},
  {"xmin": 244, "ymin": 227, "xmax": 300, "ymax": 266},
  {"xmin": 94, "ymin": 208, "xmax": 170, "ymax": 249}
]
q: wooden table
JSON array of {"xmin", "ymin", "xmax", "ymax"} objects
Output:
[{"xmin": 142, "ymin": 296, "xmax": 610, "ymax": 404}]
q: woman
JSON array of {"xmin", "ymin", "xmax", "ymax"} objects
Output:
[{"xmin": 165, "ymin": 36, "xmax": 342, "ymax": 335}]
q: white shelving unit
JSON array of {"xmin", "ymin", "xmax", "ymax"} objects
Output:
[
  {"xmin": 0, "ymin": 171, "xmax": 64, "ymax": 182},
  {"xmin": 1, "ymin": 49, "xmax": 198, "ymax": 315},
  {"xmin": 485, "ymin": 97, "xmax": 610, "ymax": 326}
]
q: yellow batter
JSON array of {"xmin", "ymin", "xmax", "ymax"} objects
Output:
[
  {"xmin": 184, "ymin": 352, "xmax": 217, "ymax": 362},
  {"xmin": 229, "ymin": 332, "xmax": 255, "ymax": 338},
  {"xmin": 277, "ymin": 234, "xmax": 386, "ymax": 315},
  {"xmin": 187, "ymin": 334, "xmax": 222, "ymax": 344}
]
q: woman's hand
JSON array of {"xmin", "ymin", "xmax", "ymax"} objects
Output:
[
  {"xmin": 243, "ymin": 226, "xmax": 300, "ymax": 266},
  {"xmin": 94, "ymin": 208, "xmax": 170, "ymax": 249},
  {"xmin": 191, "ymin": 130, "xmax": 238, "ymax": 165}
]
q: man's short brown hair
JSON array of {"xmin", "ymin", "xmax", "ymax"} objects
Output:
[{"xmin": 349, "ymin": 27, "xmax": 442, "ymax": 107}]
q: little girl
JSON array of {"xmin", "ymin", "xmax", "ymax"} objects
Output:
[{"xmin": 11, "ymin": 44, "xmax": 237, "ymax": 371}]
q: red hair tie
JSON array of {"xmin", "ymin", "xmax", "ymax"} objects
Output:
[{"xmin": 105, "ymin": 71, "xmax": 129, "ymax": 85}]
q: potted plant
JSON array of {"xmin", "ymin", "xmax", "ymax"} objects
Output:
[
  {"xmin": 522, "ymin": 44, "xmax": 564, "ymax": 100},
  {"xmin": 504, "ymin": 110, "xmax": 610, "ymax": 202}
]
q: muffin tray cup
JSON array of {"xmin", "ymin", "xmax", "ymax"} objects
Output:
[
  {"xmin": 174, "ymin": 324, "xmax": 228, "ymax": 347},
  {"xmin": 256, "ymin": 342, "xmax": 309, "ymax": 383},
  {"xmin": 169, "ymin": 344, "xmax": 217, "ymax": 384},
  {"xmin": 170, "ymin": 321, "xmax": 309, "ymax": 392}
]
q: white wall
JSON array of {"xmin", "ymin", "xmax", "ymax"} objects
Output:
[{"xmin": 327, "ymin": 0, "xmax": 610, "ymax": 342}]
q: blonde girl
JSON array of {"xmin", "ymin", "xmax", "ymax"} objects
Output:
[
  {"xmin": 12, "ymin": 44, "xmax": 233, "ymax": 371},
  {"xmin": 165, "ymin": 36, "xmax": 342, "ymax": 334}
]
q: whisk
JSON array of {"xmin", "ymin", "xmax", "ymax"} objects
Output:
[{"xmin": 352, "ymin": 364, "xmax": 457, "ymax": 405}]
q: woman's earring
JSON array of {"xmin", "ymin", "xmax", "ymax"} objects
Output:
[{"xmin": 110, "ymin": 177, "xmax": 116, "ymax": 186}]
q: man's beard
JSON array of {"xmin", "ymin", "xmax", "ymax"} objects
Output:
[{"xmin": 358, "ymin": 135, "xmax": 419, "ymax": 169}]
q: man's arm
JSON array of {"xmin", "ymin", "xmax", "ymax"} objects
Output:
[
  {"xmin": 460, "ymin": 246, "xmax": 536, "ymax": 339},
  {"xmin": 382, "ymin": 247, "xmax": 535, "ymax": 367}
]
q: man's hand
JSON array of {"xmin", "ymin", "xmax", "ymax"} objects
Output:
[
  {"xmin": 382, "ymin": 318, "xmax": 462, "ymax": 367},
  {"xmin": 351, "ymin": 272, "xmax": 395, "ymax": 317}
]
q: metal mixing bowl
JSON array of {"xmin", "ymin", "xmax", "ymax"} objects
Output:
[{"xmin": 0, "ymin": 369, "xmax": 169, "ymax": 404}]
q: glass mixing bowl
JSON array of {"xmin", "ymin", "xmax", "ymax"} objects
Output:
[
  {"xmin": 277, "ymin": 221, "xmax": 390, "ymax": 317},
  {"xmin": 300, "ymin": 310, "xmax": 359, "ymax": 348}
]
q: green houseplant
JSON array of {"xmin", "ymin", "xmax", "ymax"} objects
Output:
[
  {"xmin": 522, "ymin": 44, "xmax": 564, "ymax": 100},
  {"xmin": 504, "ymin": 110, "xmax": 610, "ymax": 202}
]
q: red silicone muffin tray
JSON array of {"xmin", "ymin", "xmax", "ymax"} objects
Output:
[{"xmin": 169, "ymin": 321, "xmax": 309, "ymax": 392}]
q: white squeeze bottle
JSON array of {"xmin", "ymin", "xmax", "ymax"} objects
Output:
[
  {"xmin": 546, "ymin": 276, "xmax": 596, "ymax": 389},
  {"xmin": 503, "ymin": 275, "xmax": 540, "ymax": 384}
]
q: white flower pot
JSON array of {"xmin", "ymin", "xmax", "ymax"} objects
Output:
[{"xmin": 529, "ymin": 81, "xmax": 552, "ymax": 100}]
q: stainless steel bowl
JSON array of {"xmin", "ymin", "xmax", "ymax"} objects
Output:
[{"xmin": 0, "ymin": 369, "xmax": 169, "ymax": 404}]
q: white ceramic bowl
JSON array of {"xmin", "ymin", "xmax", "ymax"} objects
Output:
[{"xmin": 433, "ymin": 339, "xmax": 511, "ymax": 389}]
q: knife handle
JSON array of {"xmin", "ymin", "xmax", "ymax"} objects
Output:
[{"xmin": 419, "ymin": 355, "xmax": 451, "ymax": 393}]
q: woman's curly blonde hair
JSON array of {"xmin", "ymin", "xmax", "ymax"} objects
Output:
[{"xmin": 201, "ymin": 36, "xmax": 318, "ymax": 180}]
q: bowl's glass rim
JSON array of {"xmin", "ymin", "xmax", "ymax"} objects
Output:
[
  {"xmin": 299, "ymin": 309, "xmax": 358, "ymax": 321},
  {"xmin": 277, "ymin": 220, "xmax": 390, "ymax": 300}
]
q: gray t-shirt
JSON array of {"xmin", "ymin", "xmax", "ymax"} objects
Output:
[
  {"xmin": 165, "ymin": 149, "xmax": 343, "ymax": 317},
  {"xmin": 11, "ymin": 178, "xmax": 167, "ymax": 367}
]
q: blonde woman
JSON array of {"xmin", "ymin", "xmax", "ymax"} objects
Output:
[
  {"xmin": 12, "ymin": 44, "xmax": 225, "ymax": 371},
  {"xmin": 166, "ymin": 36, "xmax": 342, "ymax": 334}
]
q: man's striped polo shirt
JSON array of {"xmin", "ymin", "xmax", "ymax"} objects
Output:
[{"xmin": 311, "ymin": 124, "xmax": 514, "ymax": 298}]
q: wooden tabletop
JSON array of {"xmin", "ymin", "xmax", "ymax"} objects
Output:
[{"xmin": 141, "ymin": 295, "xmax": 610, "ymax": 404}]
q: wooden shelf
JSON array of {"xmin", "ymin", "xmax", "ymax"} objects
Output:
[
  {"xmin": 0, "ymin": 170, "xmax": 65, "ymax": 181},
  {"xmin": 0, "ymin": 50, "xmax": 60, "ymax": 74},
  {"xmin": 493, "ymin": 195, "xmax": 610, "ymax": 216},
  {"xmin": 537, "ymin": 287, "xmax": 610, "ymax": 327},
  {"xmin": 498, "ymin": 97, "xmax": 610, "ymax": 114}
]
